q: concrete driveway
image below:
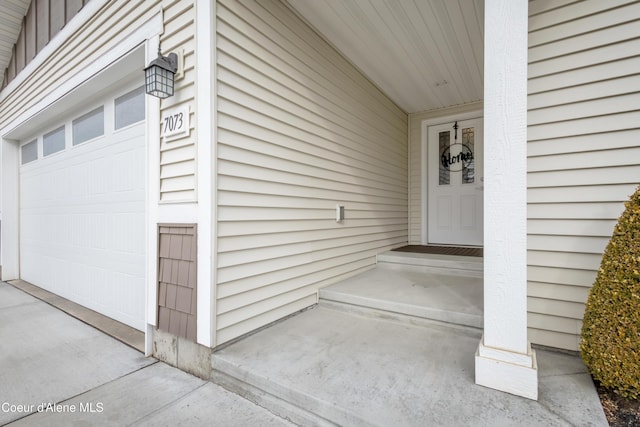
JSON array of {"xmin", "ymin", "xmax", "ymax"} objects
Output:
[{"xmin": 0, "ymin": 281, "xmax": 291, "ymax": 426}]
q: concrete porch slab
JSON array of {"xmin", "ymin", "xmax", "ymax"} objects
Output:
[
  {"xmin": 320, "ymin": 262, "xmax": 483, "ymax": 328},
  {"xmin": 211, "ymin": 305, "xmax": 607, "ymax": 426}
]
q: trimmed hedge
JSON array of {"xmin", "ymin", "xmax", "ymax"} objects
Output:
[{"xmin": 581, "ymin": 185, "xmax": 640, "ymax": 400}]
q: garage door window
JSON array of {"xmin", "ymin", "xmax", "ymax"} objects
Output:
[
  {"xmin": 73, "ymin": 106, "xmax": 104, "ymax": 146},
  {"xmin": 115, "ymin": 87, "xmax": 145, "ymax": 130},
  {"xmin": 43, "ymin": 126, "xmax": 65, "ymax": 156},
  {"xmin": 21, "ymin": 140, "xmax": 37, "ymax": 165}
]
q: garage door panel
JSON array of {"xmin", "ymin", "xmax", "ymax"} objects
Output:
[{"xmin": 20, "ymin": 119, "xmax": 146, "ymax": 331}]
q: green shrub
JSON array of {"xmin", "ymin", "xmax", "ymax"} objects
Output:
[{"xmin": 581, "ymin": 185, "xmax": 640, "ymax": 400}]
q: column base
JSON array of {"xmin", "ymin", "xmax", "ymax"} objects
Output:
[{"xmin": 475, "ymin": 336, "xmax": 538, "ymax": 400}]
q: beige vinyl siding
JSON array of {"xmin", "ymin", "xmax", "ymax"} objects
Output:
[
  {"xmin": 215, "ymin": 0, "xmax": 408, "ymax": 345},
  {"xmin": 527, "ymin": 0, "xmax": 640, "ymax": 351},
  {"xmin": 408, "ymin": 110, "xmax": 422, "ymax": 245},
  {"xmin": 0, "ymin": 0, "xmax": 197, "ymax": 203},
  {"xmin": 159, "ymin": 0, "xmax": 196, "ymax": 202},
  {"xmin": 407, "ymin": 102, "xmax": 483, "ymax": 245}
]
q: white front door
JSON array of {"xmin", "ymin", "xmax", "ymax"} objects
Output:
[{"xmin": 428, "ymin": 118, "xmax": 483, "ymax": 246}]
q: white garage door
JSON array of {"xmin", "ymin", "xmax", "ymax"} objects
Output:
[{"xmin": 19, "ymin": 86, "xmax": 146, "ymax": 330}]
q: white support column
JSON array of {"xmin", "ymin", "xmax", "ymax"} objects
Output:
[
  {"xmin": 195, "ymin": 0, "xmax": 216, "ymax": 348},
  {"xmin": 0, "ymin": 138, "xmax": 19, "ymax": 281},
  {"xmin": 475, "ymin": 0, "xmax": 538, "ymax": 400},
  {"xmin": 145, "ymin": 34, "xmax": 162, "ymax": 356}
]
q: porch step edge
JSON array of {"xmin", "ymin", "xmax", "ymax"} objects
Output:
[
  {"xmin": 318, "ymin": 296, "xmax": 483, "ymax": 330},
  {"xmin": 211, "ymin": 355, "xmax": 364, "ymax": 427},
  {"xmin": 377, "ymin": 251, "xmax": 483, "ymax": 275}
]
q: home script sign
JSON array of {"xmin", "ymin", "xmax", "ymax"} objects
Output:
[{"xmin": 441, "ymin": 143, "xmax": 474, "ymax": 172}]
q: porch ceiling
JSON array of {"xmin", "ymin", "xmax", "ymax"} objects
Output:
[
  {"xmin": 287, "ymin": 0, "xmax": 484, "ymax": 114},
  {"xmin": 0, "ymin": 0, "xmax": 30, "ymax": 88}
]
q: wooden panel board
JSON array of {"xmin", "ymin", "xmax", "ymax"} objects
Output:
[{"xmin": 157, "ymin": 224, "xmax": 197, "ymax": 342}]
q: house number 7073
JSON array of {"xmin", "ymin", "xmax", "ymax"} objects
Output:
[
  {"xmin": 161, "ymin": 105, "xmax": 189, "ymax": 139},
  {"xmin": 164, "ymin": 112, "xmax": 184, "ymax": 134}
]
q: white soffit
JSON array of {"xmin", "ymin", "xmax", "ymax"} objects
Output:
[
  {"xmin": 0, "ymin": 0, "xmax": 31, "ymax": 87},
  {"xmin": 287, "ymin": 0, "xmax": 484, "ymax": 114}
]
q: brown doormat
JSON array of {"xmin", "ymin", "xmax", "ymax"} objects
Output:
[{"xmin": 393, "ymin": 245, "xmax": 483, "ymax": 257}]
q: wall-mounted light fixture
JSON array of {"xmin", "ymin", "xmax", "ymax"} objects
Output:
[{"xmin": 144, "ymin": 47, "xmax": 178, "ymax": 99}]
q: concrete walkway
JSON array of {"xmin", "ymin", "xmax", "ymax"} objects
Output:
[{"xmin": 0, "ymin": 281, "xmax": 291, "ymax": 426}]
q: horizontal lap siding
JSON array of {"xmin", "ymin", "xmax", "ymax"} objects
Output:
[
  {"xmin": 527, "ymin": 0, "xmax": 640, "ymax": 350},
  {"xmin": 408, "ymin": 115, "xmax": 422, "ymax": 244},
  {"xmin": 216, "ymin": 0, "xmax": 408, "ymax": 345},
  {"xmin": 159, "ymin": 0, "xmax": 196, "ymax": 202}
]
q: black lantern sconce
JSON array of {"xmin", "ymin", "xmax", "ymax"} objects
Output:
[{"xmin": 144, "ymin": 47, "xmax": 178, "ymax": 99}]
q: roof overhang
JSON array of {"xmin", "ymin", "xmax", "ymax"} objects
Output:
[
  {"xmin": 0, "ymin": 0, "xmax": 31, "ymax": 88},
  {"xmin": 287, "ymin": 0, "xmax": 484, "ymax": 114}
]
